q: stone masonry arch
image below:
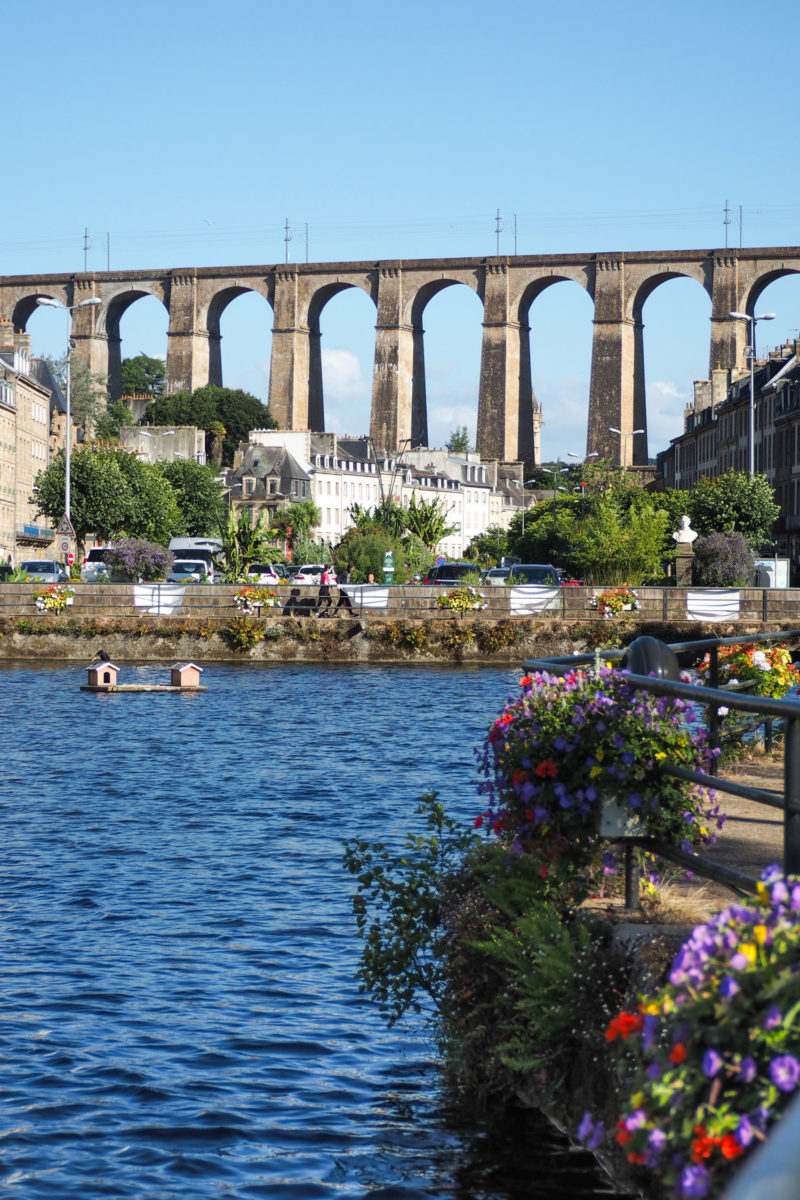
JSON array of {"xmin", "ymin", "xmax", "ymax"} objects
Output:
[{"xmin": 5, "ymin": 249, "xmax": 800, "ymax": 463}]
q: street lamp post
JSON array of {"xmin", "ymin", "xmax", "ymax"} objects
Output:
[
  {"xmin": 35, "ymin": 296, "xmax": 101, "ymax": 530},
  {"xmin": 609, "ymin": 427, "xmax": 644, "ymax": 467},
  {"xmin": 568, "ymin": 451, "xmax": 598, "ymax": 513},
  {"xmin": 728, "ymin": 310, "xmax": 776, "ymax": 476}
]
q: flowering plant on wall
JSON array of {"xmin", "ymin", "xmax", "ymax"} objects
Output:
[
  {"xmin": 589, "ymin": 585, "xmax": 639, "ymax": 619},
  {"xmin": 581, "ymin": 868, "xmax": 800, "ymax": 1199},
  {"xmin": 474, "ymin": 668, "xmax": 721, "ymax": 886},
  {"xmin": 33, "ymin": 584, "xmax": 74, "ymax": 613},
  {"xmin": 234, "ymin": 585, "xmax": 277, "ymax": 614},
  {"xmin": 434, "ymin": 586, "xmax": 486, "ymax": 613},
  {"xmin": 697, "ymin": 643, "xmax": 799, "ymax": 700}
]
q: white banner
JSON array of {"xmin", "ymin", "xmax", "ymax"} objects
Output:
[
  {"xmin": 685, "ymin": 589, "xmax": 741, "ymax": 621},
  {"xmin": 509, "ymin": 585, "xmax": 561, "ymax": 615},
  {"xmin": 341, "ymin": 586, "xmax": 389, "ymax": 610},
  {"xmin": 133, "ymin": 584, "xmax": 186, "ymax": 614}
]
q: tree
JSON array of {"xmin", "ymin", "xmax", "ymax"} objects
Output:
[
  {"xmin": 693, "ymin": 532, "xmax": 756, "ymax": 586},
  {"xmin": 686, "ymin": 471, "xmax": 780, "ymax": 550},
  {"xmin": 466, "ymin": 526, "xmax": 509, "ymax": 566},
  {"xmin": 31, "ymin": 445, "xmax": 180, "ymax": 555},
  {"xmin": 332, "ymin": 527, "xmax": 409, "ymax": 583},
  {"xmin": 46, "ymin": 354, "xmax": 109, "ymax": 429},
  {"xmin": 269, "ymin": 500, "xmax": 322, "ymax": 543},
  {"xmin": 568, "ymin": 494, "xmax": 671, "ymax": 585},
  {"xmin": 120, "ymin": 354, "xmax": 165, "ymax": 398},
  {"xmin": 404, "ymin": 494, "xmax": 457, "ymax": 549},
  {"xmin": 94, "ymin": 400, "xmax": 133, "ymax": 442},
  {"xmin": 142, "ymin": 385, "xmax": 277, "ymax": 466},
  {"xmin": 156, "ymin": 459, "xmax": 226, "ymax": 536},
  {"xmin": 215, "ymin": 508, "xmax": 273, "ymax": 580},
  {"xmin": 447, "ymin": 425, "xmax": 471, "ymax": 453}
]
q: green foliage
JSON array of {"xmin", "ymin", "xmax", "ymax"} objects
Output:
[
  {"xmin": 343, "ymin": 793, "xmax": 479, "ymax": 1026},
  {"xmin": 216, "ymin": 508, "xmax": 273, "ymax": 580},
  {"xmin": 47, "ymin": 354, "xmax": 109, "ymax": 427},
  {"xmin": 570, "ymin": 497, "xmax": 670, "ymax": 585},
  {"xmin": 378, "ymin": 620, "xmax": 431, "ymax": 650},
  {"xmin": 219, "ymin": 615, "xmax": 266, "ymax": 651},
  {"xmin": 32, "ymin": 445, "xmax": 175, "ymax": 551},
  {"xmin": 156, "ymin": 458, "xmax": 226, "ymax": 536},
  {"xmin": 446, "ymin": 425, "xmax": 471, "ymax": 453},
  {"xmin": 332, "ymin": 527, "xmax": 406, "ymax": 583},
  {"xmin": 94, "ymin": 400, "xmax": 133, "ymax": 441},
  {"xmin": 687, "ymin": 470, "xmax": 780, "ymax": 549},
  {"xmin": 269, "ymin": 499, "xmax": 322, "ymax": 542},
  {"xmin": 142, "ymin": 385, "xmax": 277, "ymax": 465},
  {"xmin": 120, "ymin": 353, "xmax": 165, "ymax": 397},
  {"xmin": 404, "ymin": 494, "xmax": 457, "ymax": 548},
  {"xmin": 466, "ymin": 526, "xmax": 509, "ymax": 567}
]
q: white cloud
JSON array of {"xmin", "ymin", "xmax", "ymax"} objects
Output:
[{"xmin": 321, "ymin": 347, "xmax": 370, "ymax": 435}]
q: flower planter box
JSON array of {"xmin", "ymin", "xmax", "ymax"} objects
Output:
[{"xmin": 598, "ymin": 796, "xmax": 646, "ymax": 838}]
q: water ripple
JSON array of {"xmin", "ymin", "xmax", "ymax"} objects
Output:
[{"xmin": 0, "ymin": 661, "xmax": 627, "ymax": 1198}]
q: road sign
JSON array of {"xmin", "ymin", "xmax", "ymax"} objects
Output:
[
  {"xmin": 67, "ymin": 552, "xmax": 74, "ymax": 566},
  {"xmin": 436, "ymin": 555, "xmax": 446, "ymax": 566},
  {"xmin": 56, "ymin": 513, "xmax": 76, "ymax": 537},
  {"xmin": 58, "ymin": 537, "xmax": 71, "ymax": 558}
]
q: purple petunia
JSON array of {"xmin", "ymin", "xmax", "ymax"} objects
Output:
[
  {"xmin": 702, "ymin": 1048, "xmax": 723, "ymax": 1078},
  {"xmin": 680, "ymin": 1163, "xmax": 710, "ymax": 1198},
  {"xmin": 769, "ymin": 1055, "xmax": 800, "ymax": 1092}
]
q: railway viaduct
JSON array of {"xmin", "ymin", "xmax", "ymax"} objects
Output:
[{"xmin": 2, "ymin": 247, "xmax": 798, "ymax": 464}]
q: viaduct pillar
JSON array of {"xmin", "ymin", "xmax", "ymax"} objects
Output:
[
  {"xmin": 70, "ymin": 278, "xmax": 108, "ymax": 385},
  {"xmin": 588, "ymin": 259, "xmax": 647, "ymax": 465},
  {"xmin": 269, "ymin": 268, "xmax": 312, "ymax": 429},
  {"xmin": 710, "ymin": 254, "xmax": 747, "ymax": 374},
  {"xmin": 165, "ymin": 273, "xmax": 210, "ymax": 396},
  {"xmin": 477, "ymin": 262, "xmax": 530, "ymax": 462},
  {"xmin": 371, "ymin": 266, "xmax": 417, "ymax": 453}
]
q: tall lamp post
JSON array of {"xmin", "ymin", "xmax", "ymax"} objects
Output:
[
  {"xmin": 568, "ymin": 450, "xmax": 598, "ymax": 513},
  {"xmin": 609, "ymin": 426, "xmax": 644, "ymax": 467},
  {"xmin": 35, "ymin": 296, "xmax": 101, "ymax": 529},
  {"xmin": 728, "ymin": 310, "xmax": 776, "ymax": 476}
]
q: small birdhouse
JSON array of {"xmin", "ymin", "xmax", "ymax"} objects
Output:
[
  {"xmin": 170, "ymin": 662, "xmax": 203, "ymax": 687},
  {"xmin": 87, "ymin": 661, "xmax": 119, "ymax": 687}
]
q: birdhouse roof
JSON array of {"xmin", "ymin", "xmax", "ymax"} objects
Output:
[
  {"xmin": 89, "ymin": 661, "xmax": 119, "ymax": 671},
  {"xmin": 171, "ymin": 662, "xmax": 203, "ymax": 672}
]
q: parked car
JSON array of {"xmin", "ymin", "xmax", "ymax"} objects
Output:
[
  {"xmin": 81, "ymin": 547, "xmax": 112, "ymax": 581},
  {"xmin": 293, "ymin": 564, "xmax": 335, "ymax": 584},
  {"xmin": 482, "ymin": 567, "xmax": 512, "ymax": 586},
  {"xmin": 423, "ymin": 562, "xmax": 481, "ymax": 585},
  {"xmin": 246, "ymin": 563, "xmax": 286, "ymax": 585},
  {"xmin": 506, "ymin": 564, "xmax": 561, "ymax": 585},
  {"xmin": 168, "ymin": 560, "xmax": 212, "ymax": 584},
  {"xmin": 18, "ymin": 559, "xmax": 69, "ymax": 583}
]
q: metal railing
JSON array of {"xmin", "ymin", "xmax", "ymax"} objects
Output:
[{"xmin": 524, "ymin": 630, "xmax": 800, "ymax": 902}]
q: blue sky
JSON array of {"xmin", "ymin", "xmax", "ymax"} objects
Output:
[{"xmin": 12, "ymin": 0, "xmax": 800, "ymax": 460}]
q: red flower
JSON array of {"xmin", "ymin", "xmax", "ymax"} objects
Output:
[
  {"xmin": 720, "ymin": 1134, "xmax": 744, "ymax": 1160},
  {"xmin": 690, "ymin": 1129, "xmax": 719, "ymax": 1162},
  {"xmin": 500, "ymin": 711, "xmax": 514, "ymax": 726},
  {"xmin": 627, "ymin": 1152, "xmax": 646, "ymax": 1165},
  {"xmin": 615, "ymin": 1125, "xmax": 633, "ymax": 1148},
  {"xmin": 535, "ymin": 760, "xmax": 558, "ymax": 779},
  {"xmin": 605, "ymin": 1011, "xmax": 644, "ymax": 1042},
  {"xmin": 669, "ymin": 1042, "xmax": 687, "ymax": 1064},
  {"xmin": 519, "ymin": 674, "xmax": 532, "ymax": 687},
  {"xmin": 474, "ymin": 815, "xmax": 484, "ymax": 829}
]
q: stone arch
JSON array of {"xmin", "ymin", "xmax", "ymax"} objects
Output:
[
  {"xmin": 629, "ymin": 265, "xmax": 712, "ymax": 324},
  {"xmin": 13, "ymin": 290, "xmax": 69, "ymax": 333},
  {"xmin": 407, "ymin": 279, "xmax": 483, "ymax": 448},
  {"xmin": 204, "ymin": 285, "xmax": 274, "ymax": 389},
  {"xmin": 303, "ymin": 280, "xmax": 378, "ymax": 431},
  {"xmin": 745, "ymin": 266, "xmax": 800, "ymax": 315},
  {"xmin": 104, "ymin": 288, "xmax": 169, "ymax": 401},
  {"xmin": 514, "ymin": 276, "xmax": 594, "ymax": 461}
]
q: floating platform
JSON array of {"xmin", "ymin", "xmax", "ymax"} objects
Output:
[{"xmin": 81, "ymin": 684, "xmax": 207, "ymax": 693}]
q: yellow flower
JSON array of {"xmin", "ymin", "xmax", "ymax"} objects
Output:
[
  {"xmin": 655, "ymin": 751, "xmax": 667, "ymax": 760},
  {"xmin": 757, "ymin": 881, "xmax": 770, "ymax": 905},
  {"xmin": 738, "ymin": 943, "xmax": 757, "ymax": 964},
  {"xmin": 590, "ymin": 766, "xmax": 602, "ymax": 777},
  {"xmin": 753, "ymin": 925, "xmax": 769, "ymax": 945}
]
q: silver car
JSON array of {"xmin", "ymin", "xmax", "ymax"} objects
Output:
[{"xmin": 18, "ymin": 559, "xmax": 69, "ymax": 583}]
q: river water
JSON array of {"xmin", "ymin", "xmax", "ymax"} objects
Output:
[{"xmin": 0, "ymin": 661, "xmax": 630, "ymax": 1198}]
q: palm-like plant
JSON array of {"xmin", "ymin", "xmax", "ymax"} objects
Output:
[
  {"xmin": 215, "ymin": 508, "xmax": 273, "ymax": 581},
  {"xmin": 405, "ymin": 494, "xmax": 456, "ymax": 550}
]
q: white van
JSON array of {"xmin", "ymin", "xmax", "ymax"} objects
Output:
[{"xmin": 168, "ymin": 537, "xmax": 223, "ymax": 582}]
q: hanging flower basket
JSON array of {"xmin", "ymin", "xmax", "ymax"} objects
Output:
[
  {"xmin": 589, "ymin": 585, "xmax": 640, "ymax": 619},
  {"xmin": 435, "ymin": 586, "xmax": 486, "ymax": 613},
  {"xmin": 234, "ymin": 585, "xmax": 277, "ymax": 614},
  {"xmin": 33, "ymin": 584, "xmax": 75, "ymax": 613}
]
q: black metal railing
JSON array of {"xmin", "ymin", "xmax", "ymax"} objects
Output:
[{"xmin": 524, "ymin": 630, "xmax": 800, "ymax": 903}]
